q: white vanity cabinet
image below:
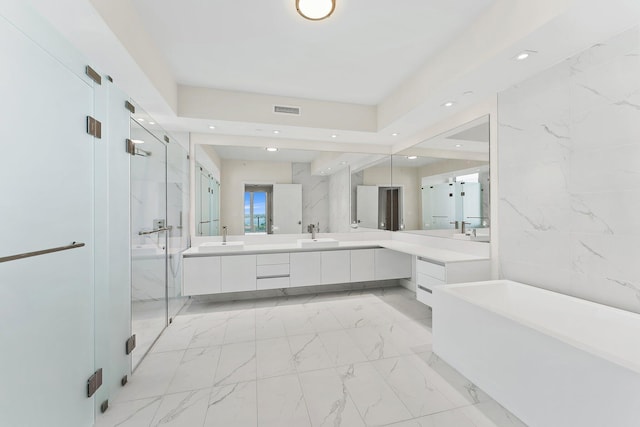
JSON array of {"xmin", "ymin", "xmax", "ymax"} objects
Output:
[
  {"xmin": 182, "ymin": 244, "xmax": 475, "ymax": 297},
  {"xmin": 221, "ymin": 254, "xmax": 257, "ymax": 292},
  {"xmin": 290, "ymin": 251, "xmax": 322, "ymax": 287},
  {"xmin": 374, "ymin": 248, "xmax": 412, "ymax": 280},
  {"xmin": 256, "ymin": 253, "xmax": 290, "ymax": 290},
  {"xmin": 321, "ymin": 251, "xmax": 351, "ymax": 284},
  {"xmin": 416, "ymin": 257, "xmax": 490, "ymax": 307},
  {"xmin": 350, "ymin": 249, "xmax": 375, "ymax": 282},
  {"xmin": 183, "ymin": 256, "xmax": 221, "ymax": 295}
]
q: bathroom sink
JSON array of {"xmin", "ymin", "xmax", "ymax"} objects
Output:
[
  {"xmin": 198, "ymin": 241, "xmax": 245, "ymax": 253},
  {"xmin": 453, "ymin": 234, "xmax": 490, "ymax": 242},
  {"xmin": 297, "ymin": 238, "xmax": 339, "ymax": 248}
]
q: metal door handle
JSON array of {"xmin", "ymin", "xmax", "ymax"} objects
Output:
[{"xmin": 0, "ymin": 242, "xmax": 85, "ymax": 263}]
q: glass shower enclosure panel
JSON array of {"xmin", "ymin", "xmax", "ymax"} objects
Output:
[
  {"xmin": 167, "ymin": 141, "xmax": 189, "ymax": 320},
  {"xmin": 130, "ymin": 119, "xmax": 168, "ymax": 368},
  {"xmin": 0, "ymin": 13, "xmax": 96, "ymax": 425}
]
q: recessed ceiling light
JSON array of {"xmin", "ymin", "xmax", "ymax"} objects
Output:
[
  {"xmin": 391, "ymin": 133, "xmax": 399, "ymax": 137},
  {"xmin": 339, "ymin": 161, "xmax": 347, "ymax": 165},
  {"xmin": 209, "ymin": 125, "xmax": 216, "ymax": 130},
  {"xmin": 442, "ymin": 101, "xmax": 455, "ymax": 108},
  {"xmin": 137, "ymin": 118, "xmax": 145, "ymax": 122},
  {"xmin": 273, "ymin": 130, "xmax": 280, "ymax": 134},
  {"xmin": 327, "ymin": 167, "xmax": 332, "ymax": 171},
  {"xmin": 148, "ymin": 121, "xmax": 155, "ymax": 125},
  {"xmin": 331, "ymin": 134, "xmax": 338, "ymax": 138},
  {"xmin": 131, "ymin": 139, "xmax": 145, "ymax": 144},
  {"xmin": 407, "ymin": 155, "xmax": 418, "ymax": 160},
  {"xmin": 266, "ymin": 147, "xmax": 278, "ymax": 152},
  {"xmin": 513, "ymin": 50, "xmax": 537, "ymax": 61},
  {"xmin": 320, "ymin": 171, "xmax": 325, "ymax": 174},
  {"xmin": 455, "ymin": 144, "xmax": 462, "ymax": 148}
]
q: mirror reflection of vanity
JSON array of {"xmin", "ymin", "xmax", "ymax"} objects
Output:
[
  {"xmin": 392, "ymin": 115, "xmax": 490, "ymax": 241},
  {"xmin": 193, "ymin": 143, "xmax": 390, "ymax": 236}
]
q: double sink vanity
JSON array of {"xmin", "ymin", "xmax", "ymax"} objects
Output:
[{"xmin": 182, "ymin": 235, "xmax": 491, "ymax": 307}]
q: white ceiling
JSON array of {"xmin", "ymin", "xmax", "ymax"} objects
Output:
[
  {"xmin": 27, "ymin": 0, "xmax": 640, "ymax": 152},
  {"xmin": 131, "ymin": 0, "xmax": 494, "ymax": 105}
]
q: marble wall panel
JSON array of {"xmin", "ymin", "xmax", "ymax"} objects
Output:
[{"xmin": 498, "ymin": 27, "xmax": 640, "ymax": 313}]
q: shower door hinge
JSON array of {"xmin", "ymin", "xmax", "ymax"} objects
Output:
[
  {"xmin": 86, "ymin": 116, "xmax": 102, "ymax": 139},
  {"xmin": 164, "ymin": 135, "xmax": 170, "ymax": 143},
  {"xmin": 85, "ymin": 65, "xmax": 102, "ymax": 85},
  {"xmin": 125, "ymin": 101, "xmax": 136, "ymax": 114},
  {"xmin": 125, "ymin": 334, "xmax": 136, "ymax": 355},
  {"xmin": 87, "ymin": 368, "xmax": 103, "ymax": 398},
  {"xmin": 126, "ymin": 139, "xmax": 136, "ymax": 155}
]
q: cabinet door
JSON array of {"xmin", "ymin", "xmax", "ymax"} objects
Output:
[
  {"xmin": 290, "ymin": 251, "xmax": 322, "ymax": 287},
  {"xmin": 374, "ymin": 249, "xmax": 412, "ymax": 280},
  {"xmin": 350, "ymin": 249, "xmax": 375, "ymax": 282},
  {"xmin": 321, "ymin": 251, "xmax": 350, "ymax": 285},
  {"xmin": 183, "ymin": 256, "xmax": 221, "ymax": 295},
  {"xmin": 221, "ymin": 255, "xmax": 257, "ymax": 292}
]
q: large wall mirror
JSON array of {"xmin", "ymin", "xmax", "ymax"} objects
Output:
[
  {"xmin": 392, "ymin": 115, "xmax": 490, "ymax": 241},
  {"xmin": 193, "ymin": 143, "xmax": 390, "ymax": 236}
]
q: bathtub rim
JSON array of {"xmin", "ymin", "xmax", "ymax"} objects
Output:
[{"xmin": 435, "ymin": 279, "xmax": 640, "ymax": 376}]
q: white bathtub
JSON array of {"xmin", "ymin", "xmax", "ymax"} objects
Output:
[{"xmin": 433, "ymin": 280, "xmax": 640, "ymax": 427}]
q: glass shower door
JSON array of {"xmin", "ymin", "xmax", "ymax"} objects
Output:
[
  {"xmin": 130, "ymin": 119, "xmax": 168, "ymax": 369},
  {"xmin": 167, "ymin": 141, "xmax": 189, "ymax": 321}
]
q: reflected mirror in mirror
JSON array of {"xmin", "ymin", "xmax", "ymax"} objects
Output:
[
  {"xmin": 350, "ymin": 156, "xmax": 396, "ymax": 231},
  {"xmin": 194, "ymin": 144, "xmax": 389, "ymax": 236},
  {"xmin": 392, "ymin": 115, "xmax": 490, "ymax": 241}
]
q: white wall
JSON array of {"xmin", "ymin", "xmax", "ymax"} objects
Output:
[
  {"xmin": 329, "ymin": 168, "xmax": 351, "ymax": 233},
  {"xmin": 498, "ymin": 26, "xmax": 640, "ymax": 314},
  {"xmin": 392, "ymin": 167, "xmax": 420, "ymax": 230},
  {"xmin": 292, "ymin": 163, "xmax": 329, "ymax": 232},
  {"xmin": 220, "ymin": 159, "xmax": 292, "ymax": 235}
]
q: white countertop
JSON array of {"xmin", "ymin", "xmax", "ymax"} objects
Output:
[{"xmin": 183, "ymin": 240, "xmax": 488, "ymax": 264}]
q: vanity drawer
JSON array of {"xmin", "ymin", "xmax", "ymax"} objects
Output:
[
  {"xmin": 257, "ymin": 276, "xmax": 290, "ymax": 290},
  {"xmin": 257, "ymin": 263, "xmax": 290, "ymax": 277},
  {"xmin": 257, "ymin": 253, "xmax": 290, "ymax": 265},
  {"xmin": 416, "ymin": 285, "xmax": 433, "ymax": 307},
  {"xmin": 417, "ymin": 272, "xmax": 445, "ymax": 289},
  {"xmin": 416, "ymin": 259, "xmax": 446, "ymax": 281}
]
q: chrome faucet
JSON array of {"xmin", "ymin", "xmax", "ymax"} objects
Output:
[
  {"xmin": 222, "ymin": 226, "xmax": 228, "ymax": 243},
  {"xmin": 307, "ymin": 224, "xmax": 317, "ymax": 239},
  {"xmin": 461, "ymin": 221, "xmax": 470, "ymax": 235}
]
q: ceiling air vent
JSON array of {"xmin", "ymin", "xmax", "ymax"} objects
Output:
[{"xmin": 273, "ymin": 105, "xmax": 301, "ymax": 115}]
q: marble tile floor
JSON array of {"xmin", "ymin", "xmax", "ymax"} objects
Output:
[{"xmin": 97, "ymin": 287, "xmax": 526, "ymax": 427}]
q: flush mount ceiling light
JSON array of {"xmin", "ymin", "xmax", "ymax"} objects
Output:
[
  {"xmin": 266, "ymin": 147, "xmax": 278, "ymax": 152},
  {"xmin": 513, "ymin": 50, "xmax": 537, "ymax": 61},
  {"xmin": 296, "ymin": 0, "xmax": 336, "ymax": 21}
]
